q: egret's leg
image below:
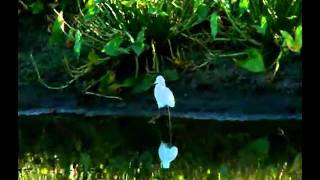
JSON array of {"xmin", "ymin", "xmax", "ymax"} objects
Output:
[
  {"xmin": 148, "ymin": 108, "xmax": 161, "ymax": 124},
  {"xmin": 167, "ymin": 106, "xmax": 172, "ymax": 145}
]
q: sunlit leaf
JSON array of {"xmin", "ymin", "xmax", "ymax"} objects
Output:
[
  {"xmin": 293, "ymin": 25, "xmax": 302, "ymax": 53},
  {"xmin": 102, "ymin": 36, "xmax": 130, "ymax": 56},
  {"xmin": 280, "ymin": 25, "xmax": 302, "ymax": 53},
  {"xmin": 163, "ymin": 69, "xmax": 179, "ymax": 81},
  {"xmin": 132, "ymin": 29, "xmax": 146, "ymax": 57},
  {"xmin": 239, "ymin": 0, "xmax": 250, "ymax": 15},
  {"xmin": 236, "ymin": 48, "xmax": 265, "ymax": 73},
  {"xmin": 30, "ymin": 0, "xmax": 44, "ymax": 14},
  {"xmin": 210, "ymin": 13, "xmax": 219, "ymax": 40},
  {"xmin": 280, "ymin": 30, "xmax": 295, "ymax": 51},
  {"xmin": 74, "ymin": 30, "xmax": 82, "ymax": 59},
  {"xmin": 49, "ymin": 11, "xmax": 65, "ymax": 45},
  {"xmin": 257, "ymin": 16, "xmax": 267, "ymax": 35}
]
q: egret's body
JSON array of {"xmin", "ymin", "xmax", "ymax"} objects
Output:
[
  {"xmin": 154, "ymin": 75, "xmax": 175, "ymax": 108},
  {"xmin": 153, "ymin": 75, "xmax": 178, "ymax": 169}
]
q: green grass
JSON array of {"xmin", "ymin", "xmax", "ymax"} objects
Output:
[{"xmin": 18, "ymin": 152, "xmax": 301, "ymax": 179}]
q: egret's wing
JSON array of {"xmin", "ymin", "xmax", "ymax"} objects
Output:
[{"xmin": 164, "ymin": 87, "xmax": 175, "ymax": 107}]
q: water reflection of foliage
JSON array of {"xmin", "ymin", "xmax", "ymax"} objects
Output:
[{"xmin": 18, "ymin": 116, "xmax": 301, "ymax": 179}]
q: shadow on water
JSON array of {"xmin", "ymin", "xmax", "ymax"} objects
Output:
[{"xmin": 18, "ymin": 115, "xmax": 301, "ymax": 179}]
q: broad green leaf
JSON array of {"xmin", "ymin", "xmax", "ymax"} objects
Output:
[
  {"xmin": 237, "ymin": 48, "xmax": 265, "ymax": 73},
  {"xmin": 292, "ymin": 25, "xmax": 302, "ymax": 53},
  {"xmin": 88, "ymin": 49, "xmax": 100, "ymax": 65},
  {"xmin": 280, "ymin": 30, "xmax": 295, "ymax": 50},
  {"xmin": 30, "ymin": 0, "xmax": 44, "ymax": 14},
  {"xmin": 163, "ymin": 69, "xmax": 179, "ymax": 81},
  {"xmin": 49, "ymin": 11, "xmax": 65, "ymax": 45},
  {"xmin": 102, "ymin": 36, "xmax": 130, "ymax": 56},
  {"xmin": 239, "ymin": 0, "xmax": 250, "ymax": 15},
  {"xmin": 131, "ymin": 74, "xmax": 156, "ymax": 94},
  {"xmin": 210, "ymin": 13, "xmax": 219, "ymax": 40},
  {"xmin": 257, "ymin": 16, "xmax": 267, "ymax": 35},
  {"xmin": 196, "ymin": 4, "xmax": 209, "ymax": 22},
  {"xmin": 74, "ymin": 30, "xmax": 82, "ymax": 59},
  {"xmin": 132, "ymin": 29, "xmax": 146, "ymax": 57}
]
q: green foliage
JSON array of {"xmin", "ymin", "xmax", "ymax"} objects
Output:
[
  {"xmin": 49, "ymin": 12, "xmax": 65, "ymax": 45},
  {"xmin": 236, "ymin": 48, "xmax": 265, "ymax": 73},
  {"xmin": 280, "ymin": 25, "xmax": 302, "ymax": 53},
  {"xmin": 132, "ymin": 29, "xmax": 146, "ymax": 57},
  {"xmin": 238, "ymin": 137, "xmax": 270, "ymax": 165},
  {"xmin": 30, "ymin": 0, "xmax": 44, "ymax": 14},
  {"xmin": 74, "ymin": 30, "xmax": 82, "ymax": 59},
  {"xmin": 80, "ymin": 152, "xmax": 91, "ymax": 173},
  {"xmin": 239, "ymin": 0, "xmax": 250, "ymax": 15},
  {"xmin": 196, "ymin": 4, "xmax": 209, "ymax": 22},
  {"xmin": 131, "ymin": 74, "xmax": 156, "ymax": 94},
  {"xmin": 26, "ymin": 0, "xmax": 301, "ymax": 96},
  {"xmin": 102, "ymin": 36, "xmax": 130, "ymax": 56},
  {"xmin": 210, "ymin": 13, "xmax": 219, "ymax": 40},
  {"xmin": 256, "ymin": 16, "xmax": 268, "ymax": 35},
  {"xmin": 163, "ymin": 69, "xmax": 179, "ymax": 81},
  {"xmin": 88, "ymin": 49, "xmax": 101, "ymax": 65}
]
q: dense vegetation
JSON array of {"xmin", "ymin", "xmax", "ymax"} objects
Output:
[{"xmin": 19, "ymin": 0, "xmax": 301, "ymax": 99}]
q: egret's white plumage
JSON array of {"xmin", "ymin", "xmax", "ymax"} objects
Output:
[
  {"xmin": 158, "ymin": 142, "xmax": 178, "ymax": 169},
  {"xmin": 154, "ymin": 75, "xmax": 175, "ymax": 108}
]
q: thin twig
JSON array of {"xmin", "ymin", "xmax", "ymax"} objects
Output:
[
  {"xmin": 30, "ymin": 54, "xmax": 79, "ymax": 90},
  {"xmin": 85, "ymin": 91, "xmax": 123, "ymax": 100}
]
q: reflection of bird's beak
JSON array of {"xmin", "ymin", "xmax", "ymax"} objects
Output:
[{"xmin": 153, "ymin": 82, "xmax": 157, "ymax": 85}]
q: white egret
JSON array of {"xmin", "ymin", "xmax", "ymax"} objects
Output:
[
  {"xmin": 154, "ymin": 75, "xmax": 175, "ymax": 109},
  {"xmin": 153, "ymin": 75, "xmax": 175, "ymax": 144}
]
